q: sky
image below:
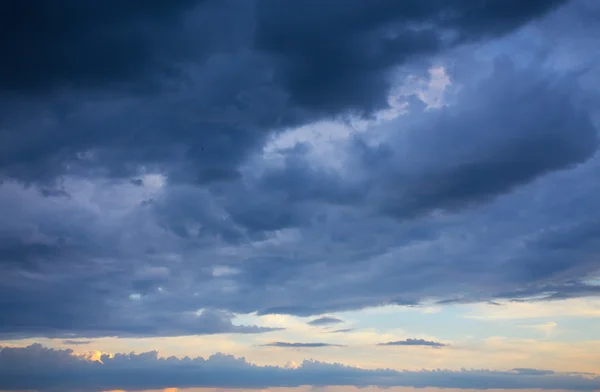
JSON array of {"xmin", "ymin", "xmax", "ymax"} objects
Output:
[{"xmin": 1, "ymin": 0, "xmax": 600, "ymax": 391}]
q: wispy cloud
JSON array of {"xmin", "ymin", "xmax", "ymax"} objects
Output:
[
  {"xmin": 62, "ymin": 340, "xmax": 92, "ymax": 345},
  {"xmin": 378, "ymin": 339, "xmax": 447, "ymax": 348},
  {"xmin": 328, "ymin": 328, "xmax": 356, "ymax": 333},
  {"xmin": 522, "ymin": 321, "xmax": 558, "ymax": 338},
  {"xmin": 261, "ymin": 342, "xmax": 344, "ymax": 348}
]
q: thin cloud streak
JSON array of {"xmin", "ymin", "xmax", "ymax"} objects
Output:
[
  {"xmin": 261, "ymin": 342, "xmax": 344, "ymax": 348},
  {"xmin": 377, "ymin": 339, "xmax": 448, "ymax": 348}
]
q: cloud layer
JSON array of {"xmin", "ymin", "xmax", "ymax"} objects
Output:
[
  {"xmin": 1, "ymin": 344, "xmax": 599, "ymax": 392},
  {"xmin": 0, "ymin": 0, "xmax": 599, "ymax": 340}
]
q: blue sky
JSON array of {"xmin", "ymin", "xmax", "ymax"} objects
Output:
[{"xmin": 1, "ymin": 1, "xmax": 600, "ymax": 391}]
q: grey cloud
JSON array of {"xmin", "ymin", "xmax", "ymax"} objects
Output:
[
  {"xmin": 130, "ymin": 178, "xmax": 144, "ymax": 187},
  {"xmin": 378, "ymin": 339, "xmax": 447, "ymax": 348},
  {"xmin": 258, "ymin": 306, "xmax": 323, "ymax": 317},
  {"xmin": 1, "ymin": 344, "xmax": 599, "ymax": 391},
  {"xmin": 0, "ymin": 295, "xmax": 278, "ymax": 339},
  {"xmin": 328, "ymin": 329, "xmax": 356, "ymax": 334},
  {"xmin": 261, "ymin": 342, "xmax": 344, "ymax": 348},
  {"xmin": 308, "ymin": 317, "xmax": 344, "ymax": 326},
  {"xmin": 254, "ymin": 0, "xmax": 568, "ymax": 114},
  {"xmin": 62, "ymin": 340, "xmax": 91, "ymax": 346},
  {"xmin": 215, "ymin": 55, "xmax": 600, "ymax": 316},
  {"xmin": 501, "ymin": 284, "xmax": 600, "ymax": 303},
  {"xmin": 0, "ymin": 0, "xmax": 261, "ymax": 95},
  {"xmin": 0, "ymin": 0, "xmax": 567, "ymax": 186},
  {"xmin": 361, "ymin": 58, "xmax": 598, "ymax": 220},
  {"xmin": 242, "ymin": 55, "xmax": 598, "ymax": 231},
  {"xmin": 0, "ymin": 0, "xmax": 202, "ymax": 92},
  {"xmin": 514, "ymin": 368, "xmax": 556, "ymax": 376}
]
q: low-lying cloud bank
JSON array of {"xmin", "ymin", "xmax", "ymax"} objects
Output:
[{"xmin": 0, "ymin": 344, "xmax": 599, "ymax": 391}]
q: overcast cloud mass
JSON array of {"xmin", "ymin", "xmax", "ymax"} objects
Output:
[{"xmin": 1, "ymin": 0, "xmax": 600, "ymax": 391}]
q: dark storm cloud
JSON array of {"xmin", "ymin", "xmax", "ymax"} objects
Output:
[
  {"xmin": 307, "ymin": 317, "xmax": 344, "ymax": 326},
  {"xmin": 0, "ymin": 0, "xmax": 214, "ymax": 92},
  {"xmin": 1, "ymin": 0, "xmax": 566, "ymax": 97},
  {"xmin": 1, "ymin": 344, "xmax": 599, "ymax": 391},
  {"xmin": 360, "ymin": 58, "xmax": 598, "ymax": 219},
  {"xmin": 212, "ymin": 55, "xmax": 599, "ymax": 316},
  {"xmin": 0, "ymin": 0, "xmax": 568, "ymax": 185},
  {"xmin": 378, "ymin": 339, "xmax": 447, "ymax": 348},
  {"xmin": 254, "ymin": 0, "xmax": 568, "ymax": 114},
  {"xmin": 248, "ymin": 56, "xmax": 598, "ymax": 222},
  {"xmin": 1, "ymin": 0, "xmax": 600, "ymax": 340},
  {"xmin": 261, "ymin": 342, "xmax": 343, "ymax": 348},
  {"xmin": 0, "ymin": 0, "xmax": 268, "ymax": 185}
]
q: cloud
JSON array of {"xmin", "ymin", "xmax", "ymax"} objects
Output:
[
  {"xmin": 328, "ymin": 329, "xmax": 356, "ymax": 334},
  {"xmin": 261, "ymin": 342, "xmax": 344, "ymax": 348},
  {"xmin": 0, "ymin": 0, "xmax": 207, "ymax": 92},
  {"xmin": 308, "ymin": 317, "xmax": 344, "ymax": 326},
  {"xmin": 0, "ymin": 0, "xmax": 568, "ymax": 185},
  {"xmin": 362, "ymin": 58, "xmax": 598, "ymax": 220},
  {"xmin": 1, "ymin": 344, "xmax": 599, "ymax": 392},
  {"xmin": 0, "ymin": 0, "xmax": 599, "ymax": 340},
  {"xmin": 377, "ymin": 339, "xmax": 447, "ymax": 348},
  {"xmin": 62, "ymin": 340, "xmax": 91, "ymax": 346},
  {"xmin": 253, "ymin": 0, "xmax": 568, "ymax": 114},
  {"xmin": 513, "ymin": 368, "xmax": 556, "ymax": 376},
  {"xmin": 0, "ymin": 305, "xmax": 277, "ymax": 340}
]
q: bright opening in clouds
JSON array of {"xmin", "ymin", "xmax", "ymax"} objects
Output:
[{"xmin": 1, "ymin": 0, "xmax": 600, "ymax": 391}]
